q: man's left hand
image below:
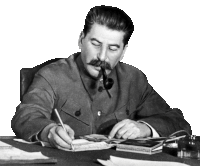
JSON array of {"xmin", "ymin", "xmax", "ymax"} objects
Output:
[{"xmin": 108, "ymin": 119, "xmax": 151, "ymax": 139}]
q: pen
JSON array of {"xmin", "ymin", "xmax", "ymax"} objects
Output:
[
  {"xmin": 54, "ymin": 108, "xmax": 74, "ymax": 150},
  {"xmin": 166, "ymin": 135, "xmax": 186, "ymax": 142}
]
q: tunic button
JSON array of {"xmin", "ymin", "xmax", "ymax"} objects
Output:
[
  {"xmin": 97, "ymin": 111, "xmax": 102, "ymax": 116},
  {"xmin": 98, "ymin": 86, "xmax": 103, "ymax": 92},
  {"xmin": 75, "ymin": 110, "xmax": 81, "ymax": 117}
]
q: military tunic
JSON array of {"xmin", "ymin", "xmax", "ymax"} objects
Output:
[{"xmin": 12, "ymin": 53, "xmax": 191, "ymax": 141}]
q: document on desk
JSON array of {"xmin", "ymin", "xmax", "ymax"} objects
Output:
[
  {"xmin": 0, "ymin": 140, "xmax": 57, "ymax": 164},
  {"xmin": 59, "ymin": 134, "xmax": 125, "ymax": 152},
  {"xmin": 98, "ymin": 156, "xmax": 190, "ymax": 166},
  {"xmin": 60, "ymin": 139, "xmax": 114, "ymax": 152},
  {"xmin": 0, "ymin": 140, "xmax": 12, "ymax": 147}
]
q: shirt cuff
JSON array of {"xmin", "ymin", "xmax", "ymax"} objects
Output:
[
  {"xmin": 138, "ymin": 121, "xmax": 160, "ymax": 138},
  {"xmin": 32, "ymin": 133, "xmax": 41, "ymax": 142}
]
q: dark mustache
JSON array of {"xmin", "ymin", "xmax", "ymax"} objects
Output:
[{"xmin": 87, "ymin": 60, "xmax": 112, "ymax": 70}]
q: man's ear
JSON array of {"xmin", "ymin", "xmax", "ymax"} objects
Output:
[
  {"xmin": 78, "ymin": 32, "xmax": 85, "ymax": 49},
  {"xmin": 119, "ymin": 45, "xmax": 128, "ymax": 61}
]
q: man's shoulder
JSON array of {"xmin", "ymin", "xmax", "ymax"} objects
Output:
[
  {"xmin": 116, "ymin": 62, "xmax": 149, "ymax": 90},
  {"xmin": 37, "ymin": 53, "xmax": 79, "ymax": 77},
  {"xmin": 117, "ymin": 62, "xmax": 146, "ymax": 79}
]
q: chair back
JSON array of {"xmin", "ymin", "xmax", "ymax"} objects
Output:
[{"xmin": 20, "ymin": 58, "xmax": 61, "ymax": 101}]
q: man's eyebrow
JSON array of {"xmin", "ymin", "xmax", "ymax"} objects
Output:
[{"xmin": 91, "ymin": 38, "xmax": 120, "ymax": 48}]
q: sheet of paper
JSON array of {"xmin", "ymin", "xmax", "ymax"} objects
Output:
[
  {"xmin": 0, "ymin": 140, "xmax": 12, "ymax": 147},
  {"xmin": 14, "ymin": 138, "xmax": 50, "ymax": 147},
  {"xmin": 0, "ymin": 148, "xmax": 49, "ymax": 160},
  {"xmin": 60, "ymin": 139, "xmax": 113, "ymax": 152},
  {"xmin": 97, "ymin": 156, "xmax": 190, "ymax": 166},
  {"xmin": 13, "ymin": 138, "xmax": 39, "ymax": 144},
  {"xmin": 0, "ymin": 140, "xmax": 49, "ymax": 161}
]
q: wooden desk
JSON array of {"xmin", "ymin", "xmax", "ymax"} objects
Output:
[{"xmin": 1, "ymin": 137, "xmax": 200, "ymax": 166}]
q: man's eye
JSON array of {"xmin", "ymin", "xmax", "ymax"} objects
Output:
[
  {"xmin": 109, "ymin": 47, "xmax": 118, "ymax": 51},
  {"xmin": 91, "ymin": 42, "xmax": 100, "ymax": 46}
]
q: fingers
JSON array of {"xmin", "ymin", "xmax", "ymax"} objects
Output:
[
  {"xmin": 108, "ymin": 120, "xmax": 126, "ymax": 139},
  {"xmin": 48, "ymin": 129, "xmax": 71, "ymax": 149},
  {"xmin": 109, "ymin": 119, "xmax": 141, "ymax": 139},
  {"xmin": 64, "ymin": 124, "xmax": 75, "ymax": 140},
  {"xmin": 48, "ymin": 125, "xmax": 75, "ymax": 149},
  {"xmin": 115, "ymin": 124, "xmax": 140, "ymax": 139},
  {"xmin": 122, "ymin": 127, "xmax": 140, "ymax": 139}
]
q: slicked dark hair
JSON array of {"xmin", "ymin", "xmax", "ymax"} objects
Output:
[{"xmin": 83, "ymin": 5, "xmax": 134, "ymax": 46}]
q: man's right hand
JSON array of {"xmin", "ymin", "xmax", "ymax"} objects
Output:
[{"xmin": 39, "ymin": 123, "xmax": 75, "ymax": 150}]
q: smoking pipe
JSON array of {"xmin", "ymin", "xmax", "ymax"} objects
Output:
[{"xmin": 101, "ymin": 67, "xmax": 114, "ymax": 98}]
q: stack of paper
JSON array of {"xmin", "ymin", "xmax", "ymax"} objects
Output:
[
  {"xmin": 98, "ymin": 156, "xmax": 190, "ymax": 166},
  {"xmin": 0, "ymin": 140, "xmax": 56, "ymax": 164}
]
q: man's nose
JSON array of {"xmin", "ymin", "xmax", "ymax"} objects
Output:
[{"xmin": 98, "ymin": 48, "xmax": 107, "ymax": 61}]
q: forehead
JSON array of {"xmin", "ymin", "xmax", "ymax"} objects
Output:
[{"xmin": 85, "ymin": 23, "xmax": 125, "ymax": 45}]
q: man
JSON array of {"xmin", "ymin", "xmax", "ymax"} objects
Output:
[{"xmin": 12, "ymin": 5, "xmax": 191, "ymax": 150}]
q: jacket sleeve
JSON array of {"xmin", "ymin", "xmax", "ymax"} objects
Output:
[
  {"xmin": 133, "ymin": 73, "xmax": 192, "ymax": 137},
  {"xmin": 11, "ymin": 72, "xmax": 56, "ymax": 141}
]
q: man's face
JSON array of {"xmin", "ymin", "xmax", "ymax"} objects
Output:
[{"xmin": 79, "ymin": 23, "xmax": 127, "ymax": 79}]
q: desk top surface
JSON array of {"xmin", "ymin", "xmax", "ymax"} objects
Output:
[{"xmin": 1, "ymin": 137, "xmax": 200, "ymax": 166}]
